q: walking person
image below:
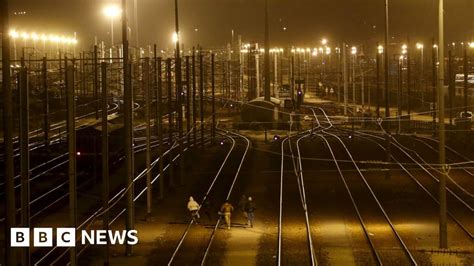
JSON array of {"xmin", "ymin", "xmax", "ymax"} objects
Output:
[
  {"xmin": 238, "ymin": 194, "xmax": 248, "ymax": 219},
  {"xmin": 245, "ymin": 196, "xmax": 256, "ymax": 228},
  {"xmin": 187, "ymin": 196, "xmax": 200, "ymax": 223},
  {"xmin": 220, "ymin": 200, "xmax": 234, "ymax": 230}
]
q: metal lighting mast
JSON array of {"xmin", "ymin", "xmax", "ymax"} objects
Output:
[
  {"xmin": 437, "ymin": 0, "xmax": 448, "ymax": 249},
  {"xmin": 122, "ymin": 0, "xmax": 135, "ymax": 256},
  {"xmin": 264, "ymin": 0, "xmax": 270, "ymax": 101}
]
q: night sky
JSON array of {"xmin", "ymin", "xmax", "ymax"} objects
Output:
[{"xmin": 8, "ymin": 0, "xmax": 474, "ymax": 49}]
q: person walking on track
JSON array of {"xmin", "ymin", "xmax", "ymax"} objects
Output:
[
  {"xmin": 244, "ymin": 196, "xmax": 256, "ymax": 228},
  {"xmin": 220, "ymin": 200, "xmax": 234, "ymax": 230},
  {"xmin": 187, "ymin": 196, "xmax": 200, "ymax": 223}
]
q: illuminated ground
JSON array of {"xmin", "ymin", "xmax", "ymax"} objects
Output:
[{"xmin": 80, "ymin": 128, "xmax": 474, "ymax": 265}]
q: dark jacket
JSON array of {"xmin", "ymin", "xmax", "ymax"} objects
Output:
[{"xmin": 244, "ymin": 201, "xmax": 256, "ymax": 213}]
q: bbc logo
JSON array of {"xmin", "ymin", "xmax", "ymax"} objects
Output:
[
  {"xmin": 11, "ymin": 227, "xmax": 76, "ymax": 247},
  {"xmin": 11, "ymin": 228, "xmax": 138, "ymax": 247}
]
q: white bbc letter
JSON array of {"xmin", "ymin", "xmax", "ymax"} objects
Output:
[
  {"xmin": 11, "ymin": 228, "xmax": 29, "ymax": 247},
  {"xmin": 34, "ymin": 228, "xmax": 53, "ymax": 247},
  {"xmin": 81, "ymin": 230, "xmax": 94, "ymax": 245},
  {"xmin": 96, "ymin": 230, "xmax": 107, "ymax": 245},
  {"xmin": 57, "ymin": 228, "xmax": 75, "ymax": 247},
  {"xmin": 127, "ymin": 230, "xmax": 138, "ymax": 245}
]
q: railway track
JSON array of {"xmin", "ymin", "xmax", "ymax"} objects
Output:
[
  {"xmin": 167, "ymin": 130, "xmax": 250, "ymax": 265},
  {"xmin": 277, "ymin": 120, "xmax": 318, "ymax": 265},
  {"xmin": 33, "ymin": 130, "xmax": 211, "ymax": 265},
  {"xmin": 352, "ymin": 131, "xmax": 474, "ymax": 239},
  {"xmin": 293, "ymin": 106, "xmax": 418, "ymax": 265}
]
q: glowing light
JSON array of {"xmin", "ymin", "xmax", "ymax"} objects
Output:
[
  {"xmin": 31, "ymin": 32, "xmax": 39, "ymax": 41},
  {"xmin": 172, "ymin": 32, "xmax": 179, "ymax": 43},
  {"xmin": 325, "ymin": 47, "xmax": 331, "ymax": 55},
  {"xmin": 351, "ymin": 46, "xmax": 357, "ymax": 55},
  {"xmin": 469, "ymin": 42, "xmax": 474, "ymax": 48},
  {"xmin": 377, "ymin": 45, "xmax": 384, "ymax": 54},
  {"xmin": 103, "ymin": 5, "xmax": 121, "ymax": 18},
  {"xmin": 416, "ymin": 43, "xmax": 424, "ymax": 49},
  {"xmin": 20, "ymin": 32, "xmax": 29, "ymax": 40},
  {"xmin": 50, "ymin": 35, "xmax": 60, "ymax": 43},
  {"xmin": 9, "ymin": 30, "xmax": 19, "ymax": 39},
  {"xmin": 321, "ymin": 38, "xmax": 328, "ymax": 45}
]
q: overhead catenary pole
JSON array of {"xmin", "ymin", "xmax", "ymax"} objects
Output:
[
  {"xmin": 384, "ymin": 0, "xmax": 392, "ymax": 179},
  {"xmin": 437, "ymin": 0, "xmax": 448, "ymax": 249},
  {"xmin": 43, "ymin": 57, "xmax": 50, "ymax": 153},
  {"xmin": 398, "ymin": 57, "xmax": 402, "ymax": 118},
  {"xmin": 448, "ymin": 50, "xmax": 454, "ymax": 125},
  {"xmin": 166, "ymin": 58, "xmax": 174, "ymax": 187},
  {"xmin": 263, "ymin": 0, "xmax": 270, "ymax": 101},
  {"xmin": 134, "ymin": 0, "xmax": 139, "ymax": 48},
  {"xmin": 463, "ymin": 43, "xmax": 468, "ymax": 114},
  {"xmin": 212, "ymin": 53, "xmax": 216, "ymax": 139},
  {"xmin": 19, "ymin": 62, "xmax": 30, "ymax": 266},
  {"xmin": 100, "ymin": 62, "xmax": 110, "ymax": 266},
  {"xmin": 167, "ymin": 59, "xmax": 173, "ymax": 146},
  {"xmin": 186, "ymin": 56, "xmax": 191, "ymax": 145},
  {"xmin": 121, "ymin": 0, "xmax": 135, "ymax": 256},
  {"xmin": 94, "ymin": 45, "xmax": 99, "ymax": 120},
  {"xmin": 200, "ymin": 53, "xmax": 204, "ymax": 147},
  {"xmin": 432, "ymin": 38, "xmax": 437, "ymax": 129},
  {"xmin": 343, "ymin": 44, "xmax": 348, "ymax": 115},
  {"xmin": 384, "ymin": 0, "xmax": 390, "ymax": 118},
  {"xmin": 192, "ymin": 49, "xmax": 197, "ymax": 145},
  {"xmin": 155, "ymin": 54, "xmax": 164, "ymax": 199},
  {"xmin": 376, "ymin": 44, "xmax": 381, "ymax": 117},
  {"xmin": 174, "ymin": 0, "xmax": 184, "ymax": 186},
  {"xmin": 352, "ymin": 51, "xmax": 356, "ymax": 109},
  {"xmin": 144, "ymin": 57, "xmax": 152, "ymax": 216},
  {"xmin": 337, "ymin": 46, "xmax": 341, "ymax": 104},
  {"xmin": 361, "ymin": 58, "xmax": 365, "ymax": 106},
  {"xmin": 66, "ymin": 62, "xmax": 77, "ymax": 266},
  {"xmin": 407, "ymin": 38, "xmax": 412, "ymax": 116}
]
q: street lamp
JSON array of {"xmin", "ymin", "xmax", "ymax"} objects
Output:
[
  {"xmin": 321, "ymin": 38, "xmax": 328, "ymax": 45},
  {"xmin": 172, "ymin": 32, "xmax": 179, "ymax": 44},
  {"xmin": 103, "ymin": 4, "xmax": 121, "ymax": 47},
  {"xmin": 351, "ymin": 46, "xmax": 357, "ymax": 55},
  {"xmin": 351, "ymin": 46, "xmax": 357, "ymax": 107},
  {"xmin": 417, "ymin": 43, "xmax": 424, "ymax": 90}
]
